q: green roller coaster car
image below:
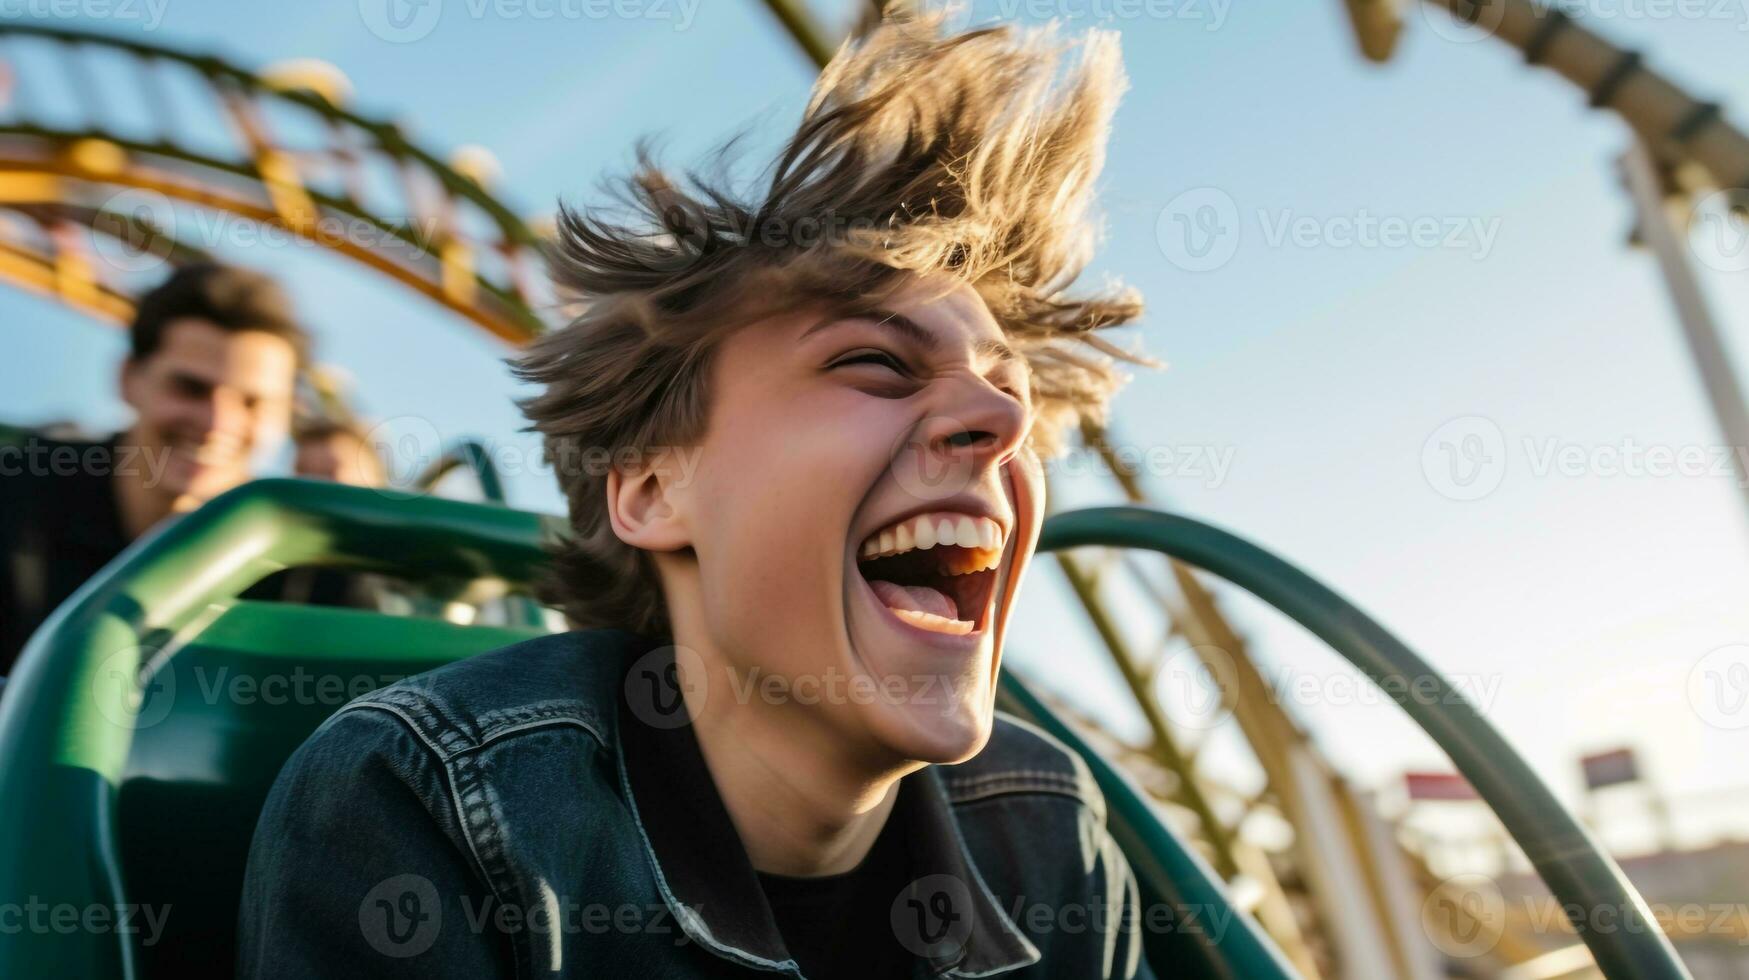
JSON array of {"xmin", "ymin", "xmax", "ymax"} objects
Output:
[{"xmin": 0, "ymin": 479, "xmax": 1688, "ymax": 978}]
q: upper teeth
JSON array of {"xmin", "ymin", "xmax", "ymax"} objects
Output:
[{"xmin": 859, "ymin": 513, "xmax": 1003, "ymax": 560}]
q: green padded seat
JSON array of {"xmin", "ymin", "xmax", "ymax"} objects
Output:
[{"xmin": 116, "ymin": 601, "xmax": 541, "ymax": 975}]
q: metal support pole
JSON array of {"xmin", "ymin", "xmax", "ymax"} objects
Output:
[
  {"xmin": 755, "ymin": 0, "xmax": 838, "ymax": 69},
  {"xmin": 1053, "ymin": 549, "xmax": 1241, "ymax": 879},
  {"xmin": 1621, "ymin": 138, "xmax": 1749, "ymax": 525}
]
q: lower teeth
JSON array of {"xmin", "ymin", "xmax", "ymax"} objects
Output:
[{"xmin": 888, "ymin": 607, "xmax": 973, "ymax": 635}]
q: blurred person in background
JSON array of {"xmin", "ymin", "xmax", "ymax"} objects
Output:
[
  {"xmin": 290, "ymin": 415, "xmax": 385, "ymax": 488},
  {"xmin": 0, "ymin": 262, "xmax": 305, "ymax": 672},
  {"xmin": 244, "ymin": 415, "xmax": 397, "ymax": 610}
]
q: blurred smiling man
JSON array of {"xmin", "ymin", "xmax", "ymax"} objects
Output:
[
  {"xmin": 0, "ymin": 262, "xmax": 304, "ymax": 670},
  {"xmin": 242, "ymin": 12, "xmax": 1156, "ymax": 979}
]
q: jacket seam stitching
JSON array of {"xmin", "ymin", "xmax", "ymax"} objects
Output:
[
  {"xmin": 349, "ymin": 689, "xmax": 476, "ymax": 757},
  {"xmin": 926, "ymin": 770, "xmax": 1045, "ymax": 973},
  {"xmin": 340, "ymin": 700, "xmax": 607, "ymax": 760},
  {"xmin": 946, "ymin": 769, "xmax": 1084, "ymax": 788},
  {"xmin": 468, "ymin": 700, "xmax": 604, "ymax": 740},
  {"xmin": 338, "ymin": 701, "xmax": 529, "ymax": 980},
  {"xmin": 452, "ymin": 716, "xmax": 608, "ymax": 760},
  {"xmin": 449, "ymin": 752, "xmax": 532, "ymax": 980},
  {"xmin": 613, "ymin": 732, "xmax": 799, "ymax": 975},
  {"xmin": 948, "ymin": 784, "xmax": 1094, "ymax": 807}
]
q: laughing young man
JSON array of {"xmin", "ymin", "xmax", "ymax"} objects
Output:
[
  {"xmin": 241, "ymin": 13, "xmax": 1156, "ymax": 979},
  {"xmin": 0, "ymin": 263, "xmax": 303, "ymax": 670}
]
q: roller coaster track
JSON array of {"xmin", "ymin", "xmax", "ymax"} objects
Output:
[
  {"xmin": 1411, "ymin": 0, "xmax": 1749, "ymax": 197},
  {"xmin": 0, "ymin": 23, "xmax": 554, "ymax": 342}
]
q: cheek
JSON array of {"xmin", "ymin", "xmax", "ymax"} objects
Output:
[
  {"xmin": 1014, "ymin": 451, "xmax": 1045, "ymax": 522},
  {"xmin": 704, "ymin": 388, "xmax": 904, "ymax": 517},
  {"xmin": 687, "ymin": 394, "xmax": 902, "ymax": 646},
  {"xmin": 130, "ymin": 385, "xmax": 180, "ymax": 426}
]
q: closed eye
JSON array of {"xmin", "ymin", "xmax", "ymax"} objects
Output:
[{"xmin": 831, "ymin": 349, "xmax": 909, "ymax": 374}]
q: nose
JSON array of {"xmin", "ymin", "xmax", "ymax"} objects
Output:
[{"xmin": 914, "ymin": 373, "xmax": 1029, "ymax": 473}]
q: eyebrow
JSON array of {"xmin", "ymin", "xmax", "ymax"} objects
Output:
[{"xmin": 802, "ymin": 309, "xmax": 1018, "ymax": 364}]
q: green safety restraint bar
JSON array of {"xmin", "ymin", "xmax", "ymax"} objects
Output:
[{"xmin": 1033, "ymin": 508, "xmax": 1690, "ymax": 980}]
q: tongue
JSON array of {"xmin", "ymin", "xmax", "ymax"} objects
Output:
[{"xmin": 868, "ymin": 580, "xmax": 961, "ymax": 621}]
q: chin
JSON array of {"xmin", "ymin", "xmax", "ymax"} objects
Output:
[
  {"xmin": 157, "ymin": 466, "xmax": 197, "ymax": 502},
  {"xmin": 180, "ymin": 472, "xmax": 226, "ymax": 504},
  {"xmin": 184, "ymin": 462, "xmax": 250, "ymax": 504},
  {"xmin": 859, "ymin": 683, "xmax": 996, "ymax": 766}
]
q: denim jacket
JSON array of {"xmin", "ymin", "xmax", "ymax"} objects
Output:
[{"xmin": 238, "ymin": 629, "xmax": 1155, "ymax": 978}]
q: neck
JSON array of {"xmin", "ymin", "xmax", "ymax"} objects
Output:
[
  {"xmin": 666, "ymin": 597, "xmax": 917, "ymax": 876},
  {"xmin": 110, "ymin": 430, "xmax": 191, "ymax": 540}
]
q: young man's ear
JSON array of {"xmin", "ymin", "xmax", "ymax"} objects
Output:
[{"xmin": 605, "ymin": 452, "xmax": 692, "ymax": 552}]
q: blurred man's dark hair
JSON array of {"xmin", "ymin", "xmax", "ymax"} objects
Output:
[{"xmin": 129, "ymin": 262, "xmax": 309, "ymax": 367}]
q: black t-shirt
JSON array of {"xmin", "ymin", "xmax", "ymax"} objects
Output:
[
  {"xmin": 620, "ymin": 658, "xmax": 928, "ymax": 980},
  {"xmin": 755, "ymin": 791, "xmax": 916, "ymax": 980},
  {"xmin": 0, "ymin": 429, "xmax": 131, "ymax": 674}
]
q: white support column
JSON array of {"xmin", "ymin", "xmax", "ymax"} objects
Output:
[{"xmin": 1621, "ymin": 138, "xmax": 1749, "ymax": 525}]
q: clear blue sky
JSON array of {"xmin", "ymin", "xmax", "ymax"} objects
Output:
[{"xmin": 5, "ymin": 0, "xmax": 1748, "ymax": 841}]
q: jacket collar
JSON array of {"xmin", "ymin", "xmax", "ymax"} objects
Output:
[{"xmin": 612, "ymin": 642, "xmax": 1040, "ymax": 977}]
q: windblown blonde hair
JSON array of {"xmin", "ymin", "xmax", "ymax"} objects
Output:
[{"xmin": 515, "ymin": 9, "xmax": 1147, "ymax": 634}]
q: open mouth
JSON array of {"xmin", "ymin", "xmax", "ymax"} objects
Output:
[{"xmin": 855, "ymin": 513, "xmax": 1005, "ymax": 636}]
